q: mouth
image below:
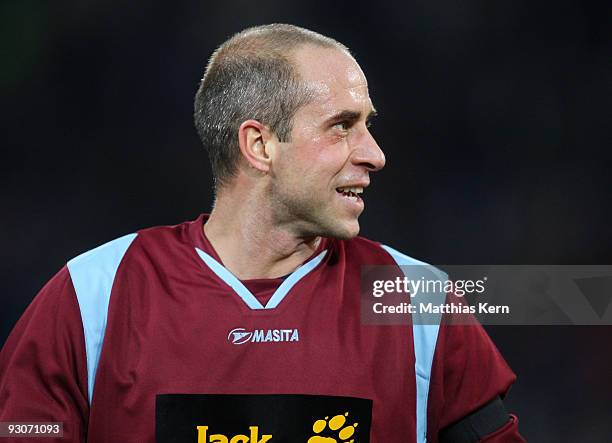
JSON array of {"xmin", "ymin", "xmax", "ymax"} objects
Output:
[{"xmin": 335, "ymin": 186, "xmax": 364, "ymax": 203}]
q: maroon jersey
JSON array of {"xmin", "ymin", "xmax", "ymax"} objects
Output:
[{"xmin": 0, "ymin": 214, "xmax": 524, "ymax": 442}]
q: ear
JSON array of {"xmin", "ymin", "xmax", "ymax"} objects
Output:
[{"xmin": 237, "ymin": 120, "xmax": 277, "ymax": 174}]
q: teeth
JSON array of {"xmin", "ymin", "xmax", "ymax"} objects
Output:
[{"xmin": 337, "ymin": 186, "xmax": 363, "ymax": 194}]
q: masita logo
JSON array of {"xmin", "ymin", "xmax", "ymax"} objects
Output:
[{"xmin": 227, "ymin": 327, "xmax": 299, "ymax": 345}]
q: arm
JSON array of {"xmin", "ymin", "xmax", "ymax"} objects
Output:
[
  {"xmin": 0, "ymin": 267, "xmax": 89, "ymax": 442},
  {"xmin": 427, "ymin": 298, "xmax": 526, "ymax": 442}
]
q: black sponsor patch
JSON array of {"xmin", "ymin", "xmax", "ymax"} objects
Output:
[{"xmin": 156, "ymin": 394, "xmax": 372, "ymax": 442}]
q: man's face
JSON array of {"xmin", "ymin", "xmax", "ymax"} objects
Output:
[{"xmin": 269, "ymin": 45, "xmax": 386, "ymax": 239}]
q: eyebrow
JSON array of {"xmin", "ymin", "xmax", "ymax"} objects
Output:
[{"xmin": 324, "ymin": 108, "xmax": 378, "ymax": 125}]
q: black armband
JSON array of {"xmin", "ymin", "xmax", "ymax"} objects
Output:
[{"xmin": 439, "ymin": 396, "xmax": 511, "ymax": 443}]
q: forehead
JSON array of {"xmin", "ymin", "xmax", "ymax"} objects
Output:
[{"xmin": 292, "ymin": 45, "xmax": 372, "ymax": 117}]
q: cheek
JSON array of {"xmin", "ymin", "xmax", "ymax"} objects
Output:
[
  {"xmin": 313, "ymin": 142, "xmax": 350, "ymax": 178},
  {"xmin": 301, "ymin": 135, "xmax": 349, "ymax": 167},
  {"xmin": 278, "ymin": 135, "xmax": 348, "ymax": 188}
]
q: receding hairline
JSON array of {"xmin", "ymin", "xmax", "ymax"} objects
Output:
[{"xmin": 209, "ymin": 24, "xmax": 352, "ymax": 70}]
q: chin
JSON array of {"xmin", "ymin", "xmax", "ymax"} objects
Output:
[{"xmin": 324, "ymin": 219, "xmax": 361, "ymax": 240}]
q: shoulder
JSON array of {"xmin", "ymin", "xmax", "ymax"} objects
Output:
[
  {"xmin": 338, "ymin": 236, "xmax": 448, "ymax": 280},
  {"xmin": 67, "ymin": 233, "xmax": 138, "ymax": 278},
  {"xmin": 338, "ymin": 235, "xmax": 426, "ymax": 264},
  {"xmin": 66, "ymin": 218, "xmax": 194, "ymax": 276},
  {"xmin": 64, "ymin": 220, "xmax": 193, "ymax": 307}
]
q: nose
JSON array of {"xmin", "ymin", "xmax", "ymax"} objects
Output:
[{"xmin": 352, "ymin": 128, "xmax": 386, "ymax": 172}]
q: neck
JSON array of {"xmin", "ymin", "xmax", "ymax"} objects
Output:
[{"xmin": 203, "ymin": 185, "xmax": 322, "ymax": 280}]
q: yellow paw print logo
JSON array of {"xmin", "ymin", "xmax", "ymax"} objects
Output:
[{"xmin": 307, "ymin": 412, "xmax": 358, "ymax": 443}]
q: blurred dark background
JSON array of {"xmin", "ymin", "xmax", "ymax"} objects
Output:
[{"xmin": 1, "ymin": 0, "xmax": 611, "ymax": 440}]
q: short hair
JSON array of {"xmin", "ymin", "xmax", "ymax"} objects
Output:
[{"xmin": 194, "ymin": 24, "xmax": 349, "ymax": 188}]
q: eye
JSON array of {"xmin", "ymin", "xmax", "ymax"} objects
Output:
[{"xmin": 333, "ymin": 121, "xmax": 350, "ymax": 131}]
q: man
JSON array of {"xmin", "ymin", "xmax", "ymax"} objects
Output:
[{"xmin": 0, "ymin": 24, "xmax": 525, "ymax": 442}]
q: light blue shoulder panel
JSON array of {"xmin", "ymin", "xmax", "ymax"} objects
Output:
[
  {"xmin": 67, "ymin": 233, "xmax": 137, "ymax": 403},
  {"xmin": 382, "ymin": 244, "xmax": 447, "ymax": 443}
]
